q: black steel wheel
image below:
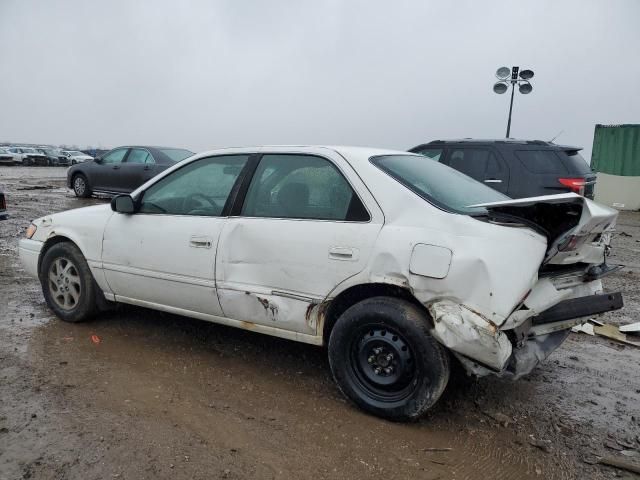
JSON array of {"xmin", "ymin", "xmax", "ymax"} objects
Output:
[{"xmin": 328, "ymin": 296, "xmax": 450, "ymax": 421}]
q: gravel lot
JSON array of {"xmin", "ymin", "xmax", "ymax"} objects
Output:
[{"xmin": 1, "ymin": 166, "xmax": 639, "ymax": 480}]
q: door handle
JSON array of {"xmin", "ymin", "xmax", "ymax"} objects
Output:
[
  {"xmin": 143, "ymin": 165, "xmax": 151, "ymax": 170},
  {"xmin": 189, "ymin": 235, "xmax": 213, "ymax": 249},
  {"xmin": 329, "ymin": 246, "xmax": 358, "ymax": 261},
  {"xmin": 112, "ymin": 165, "xmax": 120, "ymax": 170},
  {"xmin": 484, "ymin": 179, "xmax": 502, "ymax": 183}
]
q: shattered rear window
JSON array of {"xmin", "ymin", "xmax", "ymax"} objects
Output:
[{"xmin": 370, "ymin": 154, "xmax": 509, "ymax": 215}]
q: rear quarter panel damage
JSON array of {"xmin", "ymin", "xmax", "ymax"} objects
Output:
[{"xmin": 325, "ymin": 210, "xmax": 547, "ymax": 371}]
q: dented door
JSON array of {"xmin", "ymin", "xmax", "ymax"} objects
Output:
[{"xmin": 215, "ymin": 150, "xmax": 384, "ymax": 334}]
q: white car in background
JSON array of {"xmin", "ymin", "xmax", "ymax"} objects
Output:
[
  {"xmin": 0, "ymin": 147, "xmax": 18, "ymax": 165},
  {"xmin": 18, "ymin": 146, "xmax": 623, "ymax": 420},
  {"xmin": 63, "ymin": 150, "xmax": 94, "ymax": 164},
  {"xmin": 7, "ymin": 146, "xmax": 49, "ymax": 166}
]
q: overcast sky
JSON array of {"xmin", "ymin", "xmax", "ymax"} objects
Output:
[{"xmin": 1, "ymin": 0, "xmax": 638, "ymax": 160}]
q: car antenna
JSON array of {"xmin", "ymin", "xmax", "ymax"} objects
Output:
[{"xmin": 549, "ymin": 130, "xmax": 564, "ymax": 143}]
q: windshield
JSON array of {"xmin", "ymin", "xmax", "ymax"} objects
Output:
[
  {"xmin": 22, "ymin": 148, "xmax": 36, "ymax": 153},
  {"xmin": 159, "ymin": 148, "xmax": 194, "ymax": 163},
  {"xmin": 370, "ymin": 154, "xmax": 509, "ymax": 215}
]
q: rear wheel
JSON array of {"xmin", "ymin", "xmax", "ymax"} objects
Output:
[
  {"xmin": 328, "ymin": 296, "xmax": 450, "ymax": 421},
  {"xmin": 40, "ymin": 242, "xmax": 98, "ymax": 323},
  {"xmin": 72, "ymin": 174, "xmax": 91, "ymax": 198}
]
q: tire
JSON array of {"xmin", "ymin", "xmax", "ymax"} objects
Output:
[
  {"xmin": 328, "ymin": 296, "xmax": 450, "ymax": 421},
  {"xmin": 40, "ymin": 242, "xmax": 98, "ymax": 323},
  {"xmin": 72, "ymin": 173, "xmax": 91, "ymax": 198},
  {"xmin": 23, "ymin": 157, "xmax": 33, "ymax": 166}
]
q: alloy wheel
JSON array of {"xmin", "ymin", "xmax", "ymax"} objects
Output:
[
  {"xmin": 74, "ymin": 176, "xmax": 86, "ymax": 196},
  {"xmin": 48, "ymin": 257, "xmax": 82, "ymax": 310}
]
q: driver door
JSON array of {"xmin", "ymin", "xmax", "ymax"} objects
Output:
[
  {"xmin": 101, "ymin": 154, "xmax": 251, "ymax": 316},
  {"xmin": 92, "ymin": 147, "xmax": 129, "ymax": 192}
]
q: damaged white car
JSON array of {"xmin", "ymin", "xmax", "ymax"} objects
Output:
[{"xmin": 19, "ymin": 146, "xmax": 623, "ymax": 420}]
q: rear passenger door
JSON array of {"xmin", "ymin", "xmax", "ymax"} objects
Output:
[
  {"xmin": 442, "ymin": 147, "xmax": 509, "ymax": 194},
  {"xmin": 215, "ymin": 150, "xmax": 384, "ymax": 336}
]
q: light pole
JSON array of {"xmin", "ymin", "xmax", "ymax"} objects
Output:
[{"xmin": 493, "ymin": 66, "xmax": 534, "ymax": 138}]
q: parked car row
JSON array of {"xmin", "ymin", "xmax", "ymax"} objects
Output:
[{"xmin": 0, "ymin": 146, "xmax": 95, "ymax": 166}]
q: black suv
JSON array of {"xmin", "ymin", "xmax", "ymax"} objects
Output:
[{"xmin": 409, "ymin": 139, "xmax": 595, "ymax": 199}]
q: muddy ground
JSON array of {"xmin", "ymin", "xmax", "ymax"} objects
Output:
[{"xmin": 1, "ymin": 166, "xmax": 639, "ymax": 480}]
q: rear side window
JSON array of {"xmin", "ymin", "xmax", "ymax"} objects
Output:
[
  {"xmin": 516, "ymin": 150, "xmax": 568, "ymax": 174},
  {"xmin": 241, "ymin": 154, "xmax": 369, "ymax": 221},
  {"xmin": 126, "ymin": 148, "xmax": 154, "ymax": 164}
]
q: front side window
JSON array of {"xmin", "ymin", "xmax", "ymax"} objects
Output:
[
  {"xmin": 126, "ymin": 148, "xmax": 154, "ymax": 164},
  {"xmin": 139, "ymin": 155, "xmax": 249, "ymax": 216},
  {"xmin": 371, "ymin": 154, "xmax": 508, "ymax": 215},
  {"xmin": 241, "ymin": 154, "xmax": 369, "ymax": 221},
  {"xmin": 102, "ymin": 148, "xmax": 128, "ymax": 165}
]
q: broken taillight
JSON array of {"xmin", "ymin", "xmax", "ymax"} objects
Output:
[
  {"xmin": 557, "ymin": 234, "xmax": 588, "ymax": 252},
  {"xmin": 558, "ymin": 177, "xmax": 586, "ymax": 195}
]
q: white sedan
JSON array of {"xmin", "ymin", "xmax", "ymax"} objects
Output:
[
  {"xmin": 19, "ymin": 146, "xmax": 622, "ymax": 420},
  {"xmin": 63, "ymin": 150, "xmax": 94, "ymax": 164}
]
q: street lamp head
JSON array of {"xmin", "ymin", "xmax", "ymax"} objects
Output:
[
  {"xmin": 519, "ymin": 69, "xmax": 534, "ymax": 80},
  {"xmin": 495, "ymin": 67, "xmax": 510, "ymax": 80},
  {"xmin": 493, "ymin": 82, "xmax": 508, "ymax": 94},
  {"xmin": 519, "ymin": 82, "xmax": 533, "ymax": 94}
]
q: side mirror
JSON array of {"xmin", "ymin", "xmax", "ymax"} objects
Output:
[
  {"xmin": 94, "ymin": 157, "xmax": 102, "ymax": 163},
  {"xmin": 111, "ymin": 194, "xmax": 136, "ymax": 214}
]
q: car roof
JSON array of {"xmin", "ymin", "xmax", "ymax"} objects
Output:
[
  {"xmin": 190, "ymin": 145, "xmax": 415, "ymax": 166},
  {"xmin": 410, "ymin": 139, "xmax": 582, "ymax": 151}
]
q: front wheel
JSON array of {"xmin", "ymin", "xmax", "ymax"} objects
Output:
[
  {"xmin": 40, "ymin": 242, "xmax": 98, "ymax": 322},
  {"xmin": 328, "ymin": 296, "xmax": 450, "ymax": 421},
  {"xmin": 72, "ymin": 174, "xmax": 91, "ymax": 198}
]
